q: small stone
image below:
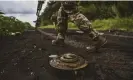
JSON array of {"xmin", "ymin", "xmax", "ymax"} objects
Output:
[
  {"xmin": 1, "ymin": 69, "xmax": 5, "ymax": 74},
  {"xmin": 14, "ymin": 63, "xmax": 17, "ymax": 66},
  {"xmin": 33, "ymin": 45, "xmax": 36, "ymax": 48},
  {"xmin": 38, "ymin": 48, "xmax": 42, "ymax": 50},
  {"xmin": 30, "ymin": 72, "xmax": 34, "ymax": 76}
]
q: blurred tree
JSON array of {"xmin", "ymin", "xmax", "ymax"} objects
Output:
[
  {"xmin": 0, "ymin": 14, "xmax": 33, "ymax": 37},
  {"xmin": 0, "ymin": 11, "xmax": 4, "ymax": 14}
]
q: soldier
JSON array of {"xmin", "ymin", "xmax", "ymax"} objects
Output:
[{"xmin": 37, "ymin": 1, "xmax": 107, "ymax": 52}]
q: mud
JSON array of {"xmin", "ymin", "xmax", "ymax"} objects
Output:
[{"xmin": 0, "ymin": 29, "xmax": 133, "ymax": 80}]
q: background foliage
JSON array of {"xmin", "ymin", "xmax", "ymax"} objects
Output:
[
  {"xmin": 39, "ymin": 1, "xmax": 133, "ymax": 31},
  {"xmin": 0, "ymin": 14, "xmax": 33, "ymax": 37}
]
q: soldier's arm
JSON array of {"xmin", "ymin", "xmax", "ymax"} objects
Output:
[{"xmin": 36, "ymin": 1, "xmax": 44, "ymax": 16}]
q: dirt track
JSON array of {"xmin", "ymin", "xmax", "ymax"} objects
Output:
[{"xmin": 0, "ymin": 29, "xmax": 133, "ymax": 80}]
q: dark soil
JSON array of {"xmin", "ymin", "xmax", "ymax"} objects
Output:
[{"xmin": 0, "ymin": 29, "xmax": 133, "ymax": 80}]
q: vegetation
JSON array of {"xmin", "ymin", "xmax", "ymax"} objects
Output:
[
  {"xmin": 0, "ymin": 11, "xmax": 4, "ymax": 14},
  {"xmin": 0, "ymin": 14, "xmax": 33, "ymax": 37},
  {"xmin": 39, "ymin": 23, "xmax": 78, "ymax": 30},
  {"xmin": 92, "ymin": 17, "xmax": 133, "ymax": 31},
  {"xmin": 39, "ymin": 1, "xmax": 133, "ymax": 31},
  {"xmin": 40, "ymin": 17, "xmax": 133, "ymax": 32}
]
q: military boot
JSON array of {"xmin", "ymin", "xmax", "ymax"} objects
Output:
[
  {"xmin": 86, "ymin": 36, "xmax": 107, "ymax": 52},
  {"xmin": 52, "ymin": 33, "xmax": 65, "ymax": 46}
]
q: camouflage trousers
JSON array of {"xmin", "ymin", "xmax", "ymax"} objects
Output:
[{"xmin": 52, "ymin": 7, "xmax": 100, "ymax": 41}]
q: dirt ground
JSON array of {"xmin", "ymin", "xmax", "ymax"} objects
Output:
[{"xmin": 0, "ymin": 29, "xmax": 133, "ymax": 80}]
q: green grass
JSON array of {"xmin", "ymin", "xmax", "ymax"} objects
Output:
[
  {"xmin": 39, "ymin": 25, "xmax": 55, "ymax": 29},
  {"xmin": 40, "ymin": 17, "xmax": 133, "ymax": 32},
  {"xmin": 39, "ymin": 23, "xmax": 78, "ymax": 30},
  {"xmin": 92, "ymin": 17, "xmax": 133, "ymax": 31}
]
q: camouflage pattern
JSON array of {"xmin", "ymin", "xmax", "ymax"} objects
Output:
[
  {"xmin": 37, "ymin": 1, "xmax": 107, "ymax": 50},
  {"xmin": 55, "ymin": 1, "xmax": 99, "ymax": 40},
  {"xmin": 37, "ymin": 1, "xmax": 100, "ymax": 40}
]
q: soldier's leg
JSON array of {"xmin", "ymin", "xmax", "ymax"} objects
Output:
[
  {"xmin": 52, "ymin": 7, "xmax": 68, "ymax": 46},
  {"xmin": 69, "ymin": 12, "xmax": 107, "ymax": 51}
]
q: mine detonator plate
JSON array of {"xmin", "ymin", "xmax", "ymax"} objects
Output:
[
  {"xmin": 49, "ymin": 53, "xmax": 88, "ymax": 70},
  {"xmin": 60, "ymin": 53, "xmax": 78, "ymax": 63}
]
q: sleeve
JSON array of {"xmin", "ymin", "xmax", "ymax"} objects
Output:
[{"xmin": 37, "ymin": 1, "xmax": 44, "ymax": 10}]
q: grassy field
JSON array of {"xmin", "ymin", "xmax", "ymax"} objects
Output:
[
  {"xmin": 39, "ymin": 23, "xmax": 78, "ymax": 30},
  {"xmin": 39, "ymin": 17, "xmax": 133, "ymax": 31},
  {"xmin": 92, "ymin": 17, "xmax": 133, "ymax": 31}
]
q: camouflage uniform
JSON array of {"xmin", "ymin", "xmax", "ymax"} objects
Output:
[
  {"xmin": 37, "ymin": 1, "xmax": 107, "ymax": 51},
  {"xmin": 55, "ymin": 1, "xmax": 99, "ymax": 40}
]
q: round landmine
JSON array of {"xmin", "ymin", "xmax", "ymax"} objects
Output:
[
  {"xmin": 49, "ymin": 53, "xmax": 88, "ymax": 70},
  {"xmin": 60, "ymin": 53, "xmax": 78, "ymax": 63}
]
